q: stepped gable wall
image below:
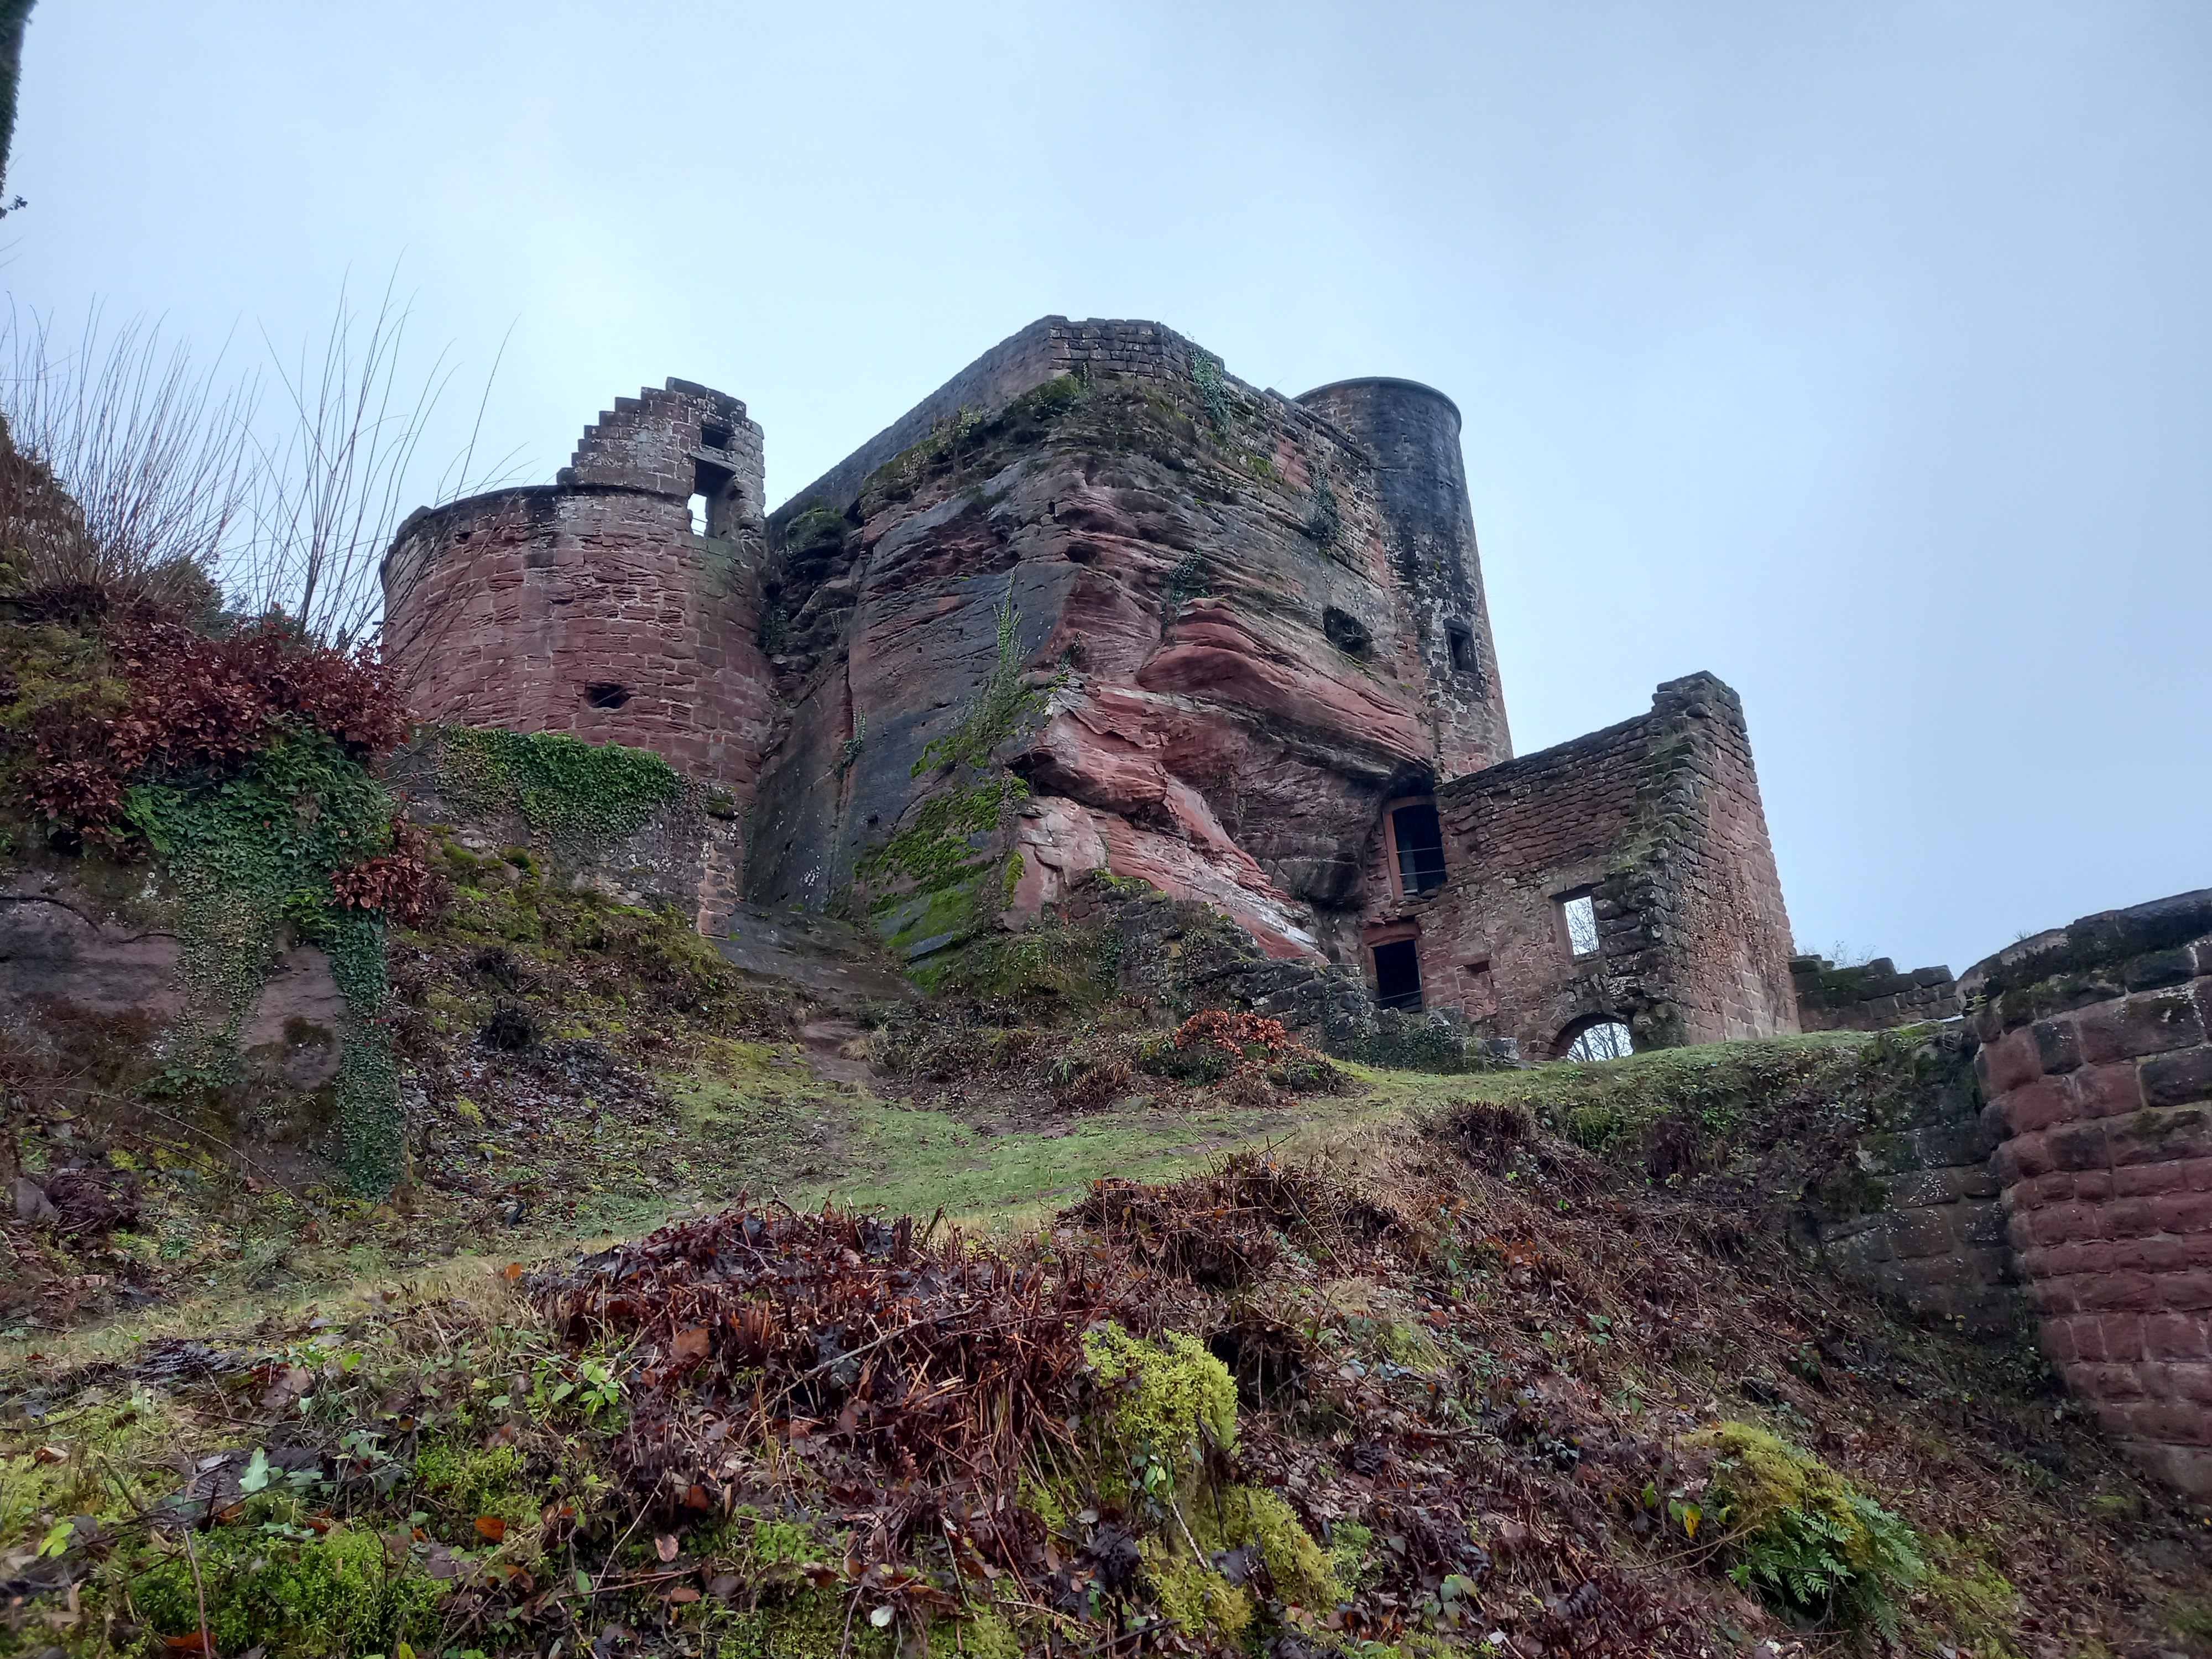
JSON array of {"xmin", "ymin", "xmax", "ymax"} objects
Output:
[
  {"xmin": 1364, "ymin": 673, "xmax": 1800, "ymax": 1060},
  {"xmin": 1793, "ymin": 953, "xmax": 1963, "ymax": 1031},
  {"xmin": 1965, "ymin": 890, "xmax": 2212, "ymax": 1498},
  {"xmin": 379, "ymin": 381, "xmax": 774, "ymax": 796}
]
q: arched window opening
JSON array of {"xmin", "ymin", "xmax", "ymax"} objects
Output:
[{"xmin": 1562, "ymin": 1018, "xmax": 1632, "ymax": 1061}]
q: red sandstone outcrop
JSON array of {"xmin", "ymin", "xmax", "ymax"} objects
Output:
[{"xmin": 378, "ymin": 319, "xmax": 1802, "ymax": 1052}]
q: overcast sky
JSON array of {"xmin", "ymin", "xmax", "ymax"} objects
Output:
[{"xmin": 11, "ymin": 2, "xmax": 2207, "ymax": 976}]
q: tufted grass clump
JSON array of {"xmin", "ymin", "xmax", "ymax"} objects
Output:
[{"xmin": 1692, "ymin": 1421, "xmax": 1924, "ymax": 1637}]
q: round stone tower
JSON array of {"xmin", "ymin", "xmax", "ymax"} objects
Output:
[
  {"xmin": 379, "ymin": 379, "xmax": 776, "ymax": 794},
  {"xmin": 1295, "ymin": 377, "xmax": 1511, "ymax": 774}
]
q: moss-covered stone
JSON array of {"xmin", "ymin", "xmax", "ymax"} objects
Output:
[
  {"xmin": 1083, "ymin": 1322, "xmax": 1237, "ymax": 1501},
  {"xmin": 1691, "ymin": 1421, "xmax": 1923, "ymax": 1634},
  {"xmin": 1140, "ymin": 1537, "xmax": 1254, "ymax": 1640}
]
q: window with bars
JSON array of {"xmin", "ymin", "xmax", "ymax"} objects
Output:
[{"xmin": 1392, "ymin": 802, "xmax": 1447, "ymax": 896}]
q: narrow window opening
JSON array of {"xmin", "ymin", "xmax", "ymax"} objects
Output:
[
  {"xmin": 700, "ymin": 423, "xmax": 733, "ymax": 451},
  {"xmin": 692, "ymin": 457, "xmax": 737, "ymax": 537},
  {"xmin": 1373, "ymin": 938, "xmax": 1423, "ymax": 1011},
  {"xmin": 1561, "ymin": 893, "xmax": 1600, "ymax": 956},
  {"xmin": 1447, "ymin": 625, "xmax": 1477, "ymax": 675},
  {"xmin": 1564, "ymin": 1019, "xmax": 1632, "ymax": 1061},
  {"xmin": 585, "ymin": 682, "xmax": 630, "ymax": 709},
  {"xmin": 1391, "ymin": 802, "xmax": 1447, "ymax": 895}
]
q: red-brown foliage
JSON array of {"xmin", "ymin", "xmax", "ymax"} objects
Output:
[
  {"xmin": 1171, "ymin": 1008, "xmax": 1295, "ymax": 1056},
  {"xmin": 331, "ymin": 818, "xmax": 446, "ymax": 926},
  {"xmin": 11, "ymin": 613, "xmax": 412, "ymax": 837}
]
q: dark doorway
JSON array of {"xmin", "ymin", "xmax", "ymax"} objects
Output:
[
  {"xmin": 1391, "ymin": 802, "xmax": 1447, "ymax": 895},
  {"xmin": 1374, "ymin": 938, "xmax": 1423, "ymax": 1010}
]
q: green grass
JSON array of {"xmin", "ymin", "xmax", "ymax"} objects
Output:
[
  {"xmin": 1348, "ymin": 1031, "xmax": 1875, "ymax": 1135},
  {"xmin": 672, "ymin": 1070, "xmax": 1397, "ymax": 1234}
]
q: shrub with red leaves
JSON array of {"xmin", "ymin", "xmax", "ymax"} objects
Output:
[
  {"xmin": 331, "ymin": 819, "xmax": 447, "ymax": 926},
  {"xmin": 13, "ymin": 613, "xmax": 411, "ymax": 838},
  {"xmin": 1172, "ymin": 1008, "xmax": 1296, "ymax": 1057}
]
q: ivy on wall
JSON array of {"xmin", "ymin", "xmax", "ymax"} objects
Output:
[
  {"xmin": 427, "ymin": 727, "xmax": 682, "ymax": 847},
  {"xmin": 127, "ymin": 728, "xmax": 409, "ymax": 1194}
]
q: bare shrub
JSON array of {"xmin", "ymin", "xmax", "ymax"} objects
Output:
[
  {"xmin": 0, "ymin": 306, "xmax": 252, "ymax": 613},
  {"xmin": 0, "ymin": 274, "xmax": 514, "ymax": 643},
  {"xmin": 238, "ymin": 273, "xmax": 515, "ymax": 649}
]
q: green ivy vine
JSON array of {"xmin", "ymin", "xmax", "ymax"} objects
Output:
[
  {"xmin": 127, "ymin": 727, "xmax": 404, "ymax": 1194},
  {"xmin": 429, "ymin": 727, "xmax": 682, "ymax": 846}
]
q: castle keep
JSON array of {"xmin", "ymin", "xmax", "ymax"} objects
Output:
[{"xmin": 380, "ymin": 317, "xmax": 1802, "ymax": 1060}]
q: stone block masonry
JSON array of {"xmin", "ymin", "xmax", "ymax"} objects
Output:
[
  {"xmin": 1962, "ymin": 889, "xmax": 2212, "ymax": 1498},
  {"xmin": 1361, "ymin": 672, "xmax": 1800, "ymax": 1060},
  {"xmin": 380, "ymin": 382, "xmax": 775, "ymax": 802},
  {"xmin": 1792, "ymin": 954, "xmax": 1962, "ymax": 1031}
]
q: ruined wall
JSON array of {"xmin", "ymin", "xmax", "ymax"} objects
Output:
[
  {"xmin": 747, "ymin": 320, "xmax": 1511, "ymax": 971},
  {"xmin": 1965, "ymin": 890, "xmax": 2212, "ymax": 1499},
  {"xmin": 1365, "ymin": 674, "xmax": 1799, "ymax": 1060},
  {"xmin": 1809, "ymin": 1033, "xmax": 2013, "ymax": 1335},
  {"xmin": 380, "ymin": 382, "xmax": 774, "ymax": 796},
  {"xmin": 381, "ymin": 730, "xmax": 744, "ymax": 938},
  {"xmin": 1792, "ymin": 953, "xmax": 1963, "ymax": 1031}
]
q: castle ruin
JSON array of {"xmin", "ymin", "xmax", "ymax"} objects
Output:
[{"xmin": 382, "ymin": 317, "xmax": 1802, "ymax": 1060}]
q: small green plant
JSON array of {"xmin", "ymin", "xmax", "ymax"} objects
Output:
[
  {"xmin": 531, "ymin": 1355, "xmax": 623, "ymax": 1422},
  {"xmin": 836, "ymin": 709, "xmax": 866, "ymax": 779},
  {"xmin": 1691, "ymin": 1422, "xmax": 1923, "ymax": 1637},
  {"xmin": 1188, "ymin": 347, "xmax": 1232, "ymax": 431}
]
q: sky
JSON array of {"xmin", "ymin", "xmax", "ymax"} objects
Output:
[{"xmin": 8, "ymin": 1, "xmax": 2207, "ymax": 977}]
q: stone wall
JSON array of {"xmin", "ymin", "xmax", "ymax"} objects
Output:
[
  {"xmin": 1792, "ymin": 954, "xmax": 1962, "ymax": 1031},
  {"xmin": 380, "ymin": 382, "xmax": 775, "ymax": 797},
  {"xmin": 1807, "ymin": 1033, "xmax": 2013, "ymax": 1334},
  {"xmin": 1359, "ymin": 673, "xmax": 1799, "ymax": 1059},
  {"xmin": 1295, "ymin": 378, "xmax": 1507, "ymax": 778},
  {"xmin": 1964, "ymin": 890, "xmax": 2212, "ymax": 1498},
  {"xmin": 382, "ymin": 731, "xmax": 744, "ymax": 938}
]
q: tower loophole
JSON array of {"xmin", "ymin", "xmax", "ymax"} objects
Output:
[{"xmin": 585, "ymin": 682, "xmax": 630, "ymax": 709}]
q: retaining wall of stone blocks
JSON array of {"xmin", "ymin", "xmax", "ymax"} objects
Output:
[
  {"xmin": 1792, "ymin": 953, "xmax": 1963, "ymax": 1031},
  {"xmin": 1963, "ymin": 890, "xmax": 2212, "ymax": 1498}
]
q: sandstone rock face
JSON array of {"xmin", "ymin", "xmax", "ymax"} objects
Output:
[
  {"xmin": 0, "ymin": 867, "xmax": 348, "ymax": 1090},
  {"xmin": 745, "ymin": 320, "xmax": 1510, "ymax": 967},
  {"xmin": 373, "ymin": 319, "xmax": 1801, "ymax": 1046}
]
